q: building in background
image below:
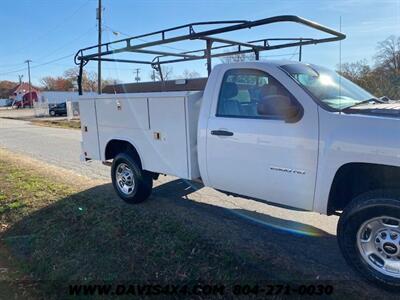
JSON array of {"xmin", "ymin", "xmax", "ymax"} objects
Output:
[{"xmin": 8, "ymin": 82, "xmax": 39, "ymax": 107}]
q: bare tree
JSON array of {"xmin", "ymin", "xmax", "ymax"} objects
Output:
[
  {"xmin": 338, "ymin": 60, "xmax": 371, "ymax": 83},
  {"xmin": 149, "ymin": 66, "xmax": 173, "ymax": 81},
  {"xmin": 63, "ymin": 67, "xmax": 118, "ymax": 92},
  {"xmin": 375, "ymin": 35, "xmax": 400, "ymax": 74},
  {"xmin": 40, "ymin": 76, "xmax": 74, "ymax": 91},
  {"xmin": 180, "ymin": 69, "xmax": 201, "ymax": 79},
  {"xmin": 337, "ymin": 36, "xmax": 400, "ymax": 99},
  {"xmin": 63, "ymin": 68, "xmax": 95, "ymax": 92}
]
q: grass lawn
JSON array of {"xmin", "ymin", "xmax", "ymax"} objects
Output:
[
  {"xmin": 0, "ymin": 153, "xmax": 274, "ymax": 299},
  {"xmin": 0, "ymin": 150, "xmax": 395, "ymax": 299}
]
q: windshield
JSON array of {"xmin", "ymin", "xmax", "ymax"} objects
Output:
[{"xmin": 280, "ymin": 63, "xmax": 374, "ymax": 110}]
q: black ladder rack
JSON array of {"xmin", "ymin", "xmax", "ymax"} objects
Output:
[{"xmin": 75, "ymin": 15, "xmax": 345, "ymax": 95}]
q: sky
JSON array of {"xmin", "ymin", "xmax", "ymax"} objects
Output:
[{"xmin": 0, "ymin": 0, "xmax": 398, "ymax": 86}]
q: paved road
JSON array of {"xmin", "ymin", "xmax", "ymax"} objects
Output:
[
  {"xmin": 0, "ymin": 117, "xmax": 339, "ymax": 236},
  {"xmin": 0, "ymin": 118, "xmax": 109, "ymax": 179}
]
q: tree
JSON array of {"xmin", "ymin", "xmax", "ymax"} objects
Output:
[
  {"xmin": 0, "ymin": 80, "xmax": 18, "ymax": 98},
  {"xmin": 180, "ymin": 69, "xmax": 201, "ymax": 79},
  {"xmin": 338, "ymin": 35, "xmax": 400, "ymax": 100},
  {"xmin": 375, "ymin": 35, "xmax": 400, "ymax": 74},
  {"xmin": 149, "ymin": 66, "xmax": 173, "ymax": 81},
  {"xmin": 337, "ymin": 60, "xmax": 376, "ymax": 92},
  {"xmin": 339, "ymin": 60, "xmax": 371, "ymax": 82},
  {"xmin": 41, "ymin": 76, "xmax": 74, "ymax": 91},
  {"xmin": 39, "ymin": 68, "xmax": 119, "ymax": 92},
  {"xmin": 63, "ymin": 68, "xmax": 96, "ymax": 92}
]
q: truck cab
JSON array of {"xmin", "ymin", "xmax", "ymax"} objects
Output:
[
  {"xmin": 198, "ymin": 62, "xmax": 317, "ymax": 211},
  {"xmin": 198, "ymin": 61, "xmax": 400, "ymax": 216}
]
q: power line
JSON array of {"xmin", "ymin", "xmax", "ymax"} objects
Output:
[
  {"xmin": 1, "ymin": 0, "xmax": 93, "ymax": 60},
  {"xmin": 33, "ymin": 26, "xmax": 97, "ymax": 62},
  {"xmin": 0, "ymin": 54, "xmax": 74, "ymax": 76},
  {"xmin": 0, "ymin": 66, "xmax": 28, "ymax": 76},
  {"xmin": 31, "ymin": 54, "xmax": 75, "ymax": 69},
  {"xmin": 0, "ymin": 26, "xmax": 97, "ymax": 72},
  {"xmin": 103, "ymin": 25, "xmax": 188, "ymax": 52},
  {"xmin": 0, "ymin": 62, "xmax": 26, "ymax": 68}
]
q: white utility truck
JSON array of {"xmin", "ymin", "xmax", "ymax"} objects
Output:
[{"xmin": 76, "ymin": 16, "xmax": 400, "ymax": 289}]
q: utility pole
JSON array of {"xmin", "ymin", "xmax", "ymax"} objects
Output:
[
  {"xmin": 24, "ymin": 60, "xmax": 32, "ymax": 108},
  {"xmin": 134, "ymin": 68, "xmax": 141, "ymax": 83},
  {"xmin": 18, "ymin": 75, "xmax": 23, "ymax": 84},
  {"xmin": 97, "ymin": 0, "xmax": 102, "ymax": 94}
]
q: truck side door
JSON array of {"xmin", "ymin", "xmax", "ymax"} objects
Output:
[{"xmin": 205, "ymin": 67, "xmax": 318, "ymax": 210}]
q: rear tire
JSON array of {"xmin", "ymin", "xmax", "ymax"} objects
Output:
[
  {"xmin": 337, "ymin": 190, "xmax": 400, "ymax": 290},
  {"xmin": 111, "ymin": 152, "xmax": 152, "ymax": 204}
]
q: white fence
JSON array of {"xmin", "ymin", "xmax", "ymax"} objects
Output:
[
  {"xmin": 66, "ymin": 101, "xmax": 80, "ymax": 120},
  {"xmin": 33, "ymin": 101, "xmax": 49, "ymax": 117},
  {"xmin": 33, "ymin": 100, "xmax": 80, "ymax": 119}
]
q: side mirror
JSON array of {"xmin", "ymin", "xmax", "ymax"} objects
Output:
[{"xmin": 257, "ymin": 95, "xmax": 301, "ymax": 122}]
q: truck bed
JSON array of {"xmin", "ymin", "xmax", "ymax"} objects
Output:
[{"xmin": 79, "ymin": 91, "xmax": 203, "ymax": 180}]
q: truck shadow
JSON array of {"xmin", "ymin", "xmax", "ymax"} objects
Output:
[
  {"xmin": 152, "ymin": 179, "xmax": 347, "ymax": 269},
  {"xmin": 154, "ymin": 178, "xmax": 333, "ymax": 236},
  {"xmin": 2, "ymin": 178, "xmax": 392, "ymax": 297}
]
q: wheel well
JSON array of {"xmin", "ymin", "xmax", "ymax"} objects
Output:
[
  {"xmin": 105, "ymin": 139, "xmax": 142, "ymax": 168},
  {"xmin": 327, "ymin": 163, "xmax": 400, "ymax": 215}
]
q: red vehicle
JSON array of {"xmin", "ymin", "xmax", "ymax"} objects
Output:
[{"xmin": 14, "ymin": 91, "xmax": 38, "ymax": 108}]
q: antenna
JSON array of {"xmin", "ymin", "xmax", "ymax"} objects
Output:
[
  {"xmin": 298, "ymin": 38, "xmax": 302, "ymax": 61},
  {"xmin": 339, "ymin": 16, "xmax": 342, "ymax": 113},
  {"xmin": 97, "ymin": 0, "xmax": 102, "ymax": 94}
]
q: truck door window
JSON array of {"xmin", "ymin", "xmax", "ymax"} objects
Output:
[{"xmin": 216, "ymin": 68, "xmax": 301, "ymax": 120}]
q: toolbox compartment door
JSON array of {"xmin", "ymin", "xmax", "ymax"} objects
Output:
[{"xmin": 79, "ymin": 99, "xmax": 100, "ymax": 160}]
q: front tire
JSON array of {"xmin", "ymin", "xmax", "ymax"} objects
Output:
[
  {"xmin": 338, "ymin": 190, "xmax": 400, "ymax": 290},
  {"xmin": 111, "ymin": 152, "xmax": 152, "ymax": 204}
]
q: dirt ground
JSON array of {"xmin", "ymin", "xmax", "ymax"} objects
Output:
[
  {"xmin": 0, "ymin": 107, "xmax": 36, "ymax": 120},
  {"xmin": 0, "ymin": 107, "xmax": 80, "ymax": 129}
]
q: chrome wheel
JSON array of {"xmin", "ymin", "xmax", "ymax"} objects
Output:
[
  {"xmin": 115, "ymin": 163, "xmax": 135, "ymax": 195},
  {"xmin": 357, "ymin": 216, "xmax": 400, "ymax": 278}
]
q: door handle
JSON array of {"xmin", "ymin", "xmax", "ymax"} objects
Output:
[{"xmin": 211, "ymin": 130, "xmax": 234, "ymax": 136}]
